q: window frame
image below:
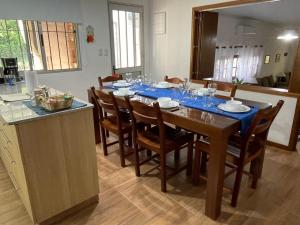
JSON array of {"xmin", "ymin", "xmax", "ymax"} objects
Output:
[{"xmin": 0, "ymin": 19, "xmax": 81, "ymax": 74}]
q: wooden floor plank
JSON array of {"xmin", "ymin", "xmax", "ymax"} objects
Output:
[{"xmin": 0, "ymin": 141, "xmax": 299, "ymax": 225}]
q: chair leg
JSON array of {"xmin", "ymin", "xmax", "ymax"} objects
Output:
[
  {"xmin": 106, "ymin": 129, "xmax": 110, "ymax": 138},
  {"xmin": 250, "ymin": 157, "xmax": 261, "ymax": 189},
  {"xmin": 231, "ymin": 165, "xmax": 244, "ymax": 207},
  {"xmin": 160, "ymin": 153, "xmax": 167, "ymax": 192},
  {"xmin": 134, "ymin": 145, "xmax": 141, "ymax": 177},
  {"xmin": 119, "ymin": 134, "xmax": 126, "ymax": 167},
  {"xmin": 100, "ymin": 127, "xmax": 108, "ymax": 156},
  {"xmin": 146, "ymin": 150, "xmax": 152, "ymax": 158},
  {"xmin": 174, "ymin": 149, "xmax": 180, "ymax": 162},
  {"xmin": 128, "ymin": 132, "xmax": 132, "ymax": 147},
  {"xmin": 192, "ymin": 147, "xmax": 201, "ymax": 185},
  {"xmin": 186, "ymin": 141, "xmax": 193, "ymax": 176},
  {"xmin": 200, "ymin": 152, "xmax": 208, "ymax": 173}
]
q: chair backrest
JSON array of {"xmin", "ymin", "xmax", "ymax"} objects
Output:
[
  {"xmin": 91, "ymin": 87, "xmax": 117, "ymax": 121},
  {"xmin": 209, "ymin": 81, "xmax": 237, "ymax": 98},
  {"xmin": 242, "ymin": 100, "xmax": 284, "ymax": 156},
  {"xmin": 98, "ymin": 74, "xmax": 123, "ymax": 87},
  {"xmin": 127, "ymin": 99, "xmax": 166, "ymax": 146},
  {"xmin": 164, "ymin": 76, "xmax": 184, "ymax": 84},
  {"xmin": 190, "ymin": 79, "xmax": 208, "ymax": 88}
]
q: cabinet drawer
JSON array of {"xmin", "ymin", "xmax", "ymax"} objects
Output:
[
  {"xmin": 1, "ymin": 145, "xmax": 14, "ymax": 173},
  {"xmin": 0, "ymin": 123, "xmax": 18, "ymax": 147}
]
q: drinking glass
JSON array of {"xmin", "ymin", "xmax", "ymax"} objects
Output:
[
  {"xmin": 125, "ymin": 73, "xmax": 133, "ymax": 84},
  {"xmin": 207, "ymin": 83, "xmax": 217, "ymax": 107}
]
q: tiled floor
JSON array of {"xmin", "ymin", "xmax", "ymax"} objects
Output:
[{"xmin": 1, "ymin": 139, "xmax": 300, "ymax": 225}]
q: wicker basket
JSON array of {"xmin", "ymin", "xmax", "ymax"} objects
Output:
[{"xmin": 38, "ymin": 95, "xmax": 74, "ymax": 112}]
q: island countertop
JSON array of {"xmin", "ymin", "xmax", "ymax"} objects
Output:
[{"xmin": 0, "ymin": 83, "xmax": 93, "ymax": 125}]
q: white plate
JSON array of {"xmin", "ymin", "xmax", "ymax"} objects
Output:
[
  {"xmin": 113, "ymin": 82, "xmax": 131, "ymax": 88},
  {"xmin": 218, "ymin": 103, "xmax": 251, "ymax": 113},
  {"xmin": 113, "ymin": 90, "xmax": 135, "ymax": 97},
  {"xmin": 158, "ymin": 100, "xmax": 179, "ymax": 109},
  {"xmin": 155, "ymin": 84, "xmax": 171, "ymax": 89}
]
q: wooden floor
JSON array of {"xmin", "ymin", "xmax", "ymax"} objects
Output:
[{"xmin": 1, "ymin": 138, "xmax": 300, "ymax": 225}]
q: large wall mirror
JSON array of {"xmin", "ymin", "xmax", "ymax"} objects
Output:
[{"xmin": 190, "ymin": 0, "xmax": 300, "ymax": 92}]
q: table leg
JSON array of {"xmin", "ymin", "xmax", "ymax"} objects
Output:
[{"xmin": 205, "ymin": 136, "xmax": 227, "ymax": 220}]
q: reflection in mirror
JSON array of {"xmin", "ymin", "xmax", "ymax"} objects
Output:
[{"xmin": 191, "ymin": 0, "xmax": 300, "ymax": 90}]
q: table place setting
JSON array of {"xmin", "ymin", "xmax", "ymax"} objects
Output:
[
  {"xmin": 112, "ymin": 80, "xmax": 132, "ymax": 88},
  {"xmin": 101, "ymin": 76, "xmax": 259, "ymax": 134},
  {"xmin": 113, "ymin": 87, "xmax": 135, "ymax": 97}
]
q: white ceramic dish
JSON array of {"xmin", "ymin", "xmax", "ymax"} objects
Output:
[
  {"xmin": 155, "ymin": 82, "xmax": 171, "ymax": 89},
  {"xmin": 196, "ymin": 88, "xmax": 209, "ymax": 96},
  {"xmin": 226, "ymin": 100, "xmax": 242, "ymax": 105},
  {"xmin": 218, "ymin": 103, "xmax": 251, "ymax": 113},
  {"xmin": 113, "ymin": 90, "xmax": 135, "ymax": 97},
  {"xmin": 117, "ymin": 80, "xmax": 127, "ymax": 83},
  {"xmin": 158, "ymin": 100, "xmax": 179, "ymax": 109},
  {"xmin": 113, "ymin": 82, "xmax": 131, "ymax": 88}
]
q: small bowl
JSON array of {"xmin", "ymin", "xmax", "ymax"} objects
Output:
[
  {"xmin": 226, "ymin": 100, "xmax": 242, "ymax": 105},
  {"xmin": 118, "ymin": 88, "xmax": 130, "ymax": 95},
  {"xmin": 117, "ymin": 80, "xmax": 127, "ymax": 83},
  {"xmin": 157, "ymin": 97, "xmax": 172, "ymax": 107}
]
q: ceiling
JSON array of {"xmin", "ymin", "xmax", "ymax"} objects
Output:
[{"xmin": 215, "ymin": 0, "xmax": 300, "ymax": 26}]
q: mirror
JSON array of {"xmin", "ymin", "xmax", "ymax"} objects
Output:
[{"xmin": 191, "ymin": 0, "xmax": 300, "ymax": 90}]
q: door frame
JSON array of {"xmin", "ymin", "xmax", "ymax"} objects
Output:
[{"xmin": 108, "ymin": 1, "xmax": 145, "ymax": 75}]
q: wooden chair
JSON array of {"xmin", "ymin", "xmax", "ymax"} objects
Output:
[
  {"xmin": 90, "ymin": 87, "xmax": 132, "ymax": 167},
  {"xmin": 192, "ymin": 100, "xmax": 284, "ymax": 207},
  {"xmin": 164, "ymin": 76, "xmax": 184, "ymax": 84},
  {"xmin": 98, "ymin": 74, "xmax": 123, "ymax": 87},
  {"xmin": 127, "ymin": 99, "xmax": 194, "ymax": 192},
  {"xmin": 208, "ymin": 81, "xmax": 237, "ymax": 99},
  {"xmin": 190, "ymin": 79, "xmax": 208, "ymax": 88}
]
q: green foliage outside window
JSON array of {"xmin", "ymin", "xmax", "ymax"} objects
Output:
[{"xmin": 0, "ymin": 20, "xmax": 30, "ymax": 70}]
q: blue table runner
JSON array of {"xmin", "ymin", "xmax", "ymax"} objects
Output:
[
  {"xmin": 23, "ymin": 100, "xmax": 87, "ymax": 116},
  {"xmin": 105, "ymin": 84, "xmax": 259, "ymax": 135}
]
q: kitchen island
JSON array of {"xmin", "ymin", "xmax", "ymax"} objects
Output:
[{"xmin": 0, "ymin": 85, "xmax": 99, "ymax": 225}]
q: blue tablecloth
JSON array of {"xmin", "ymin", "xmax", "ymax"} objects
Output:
[
  {"xmin": 23, "ymin": 100, "xmax": 87, "ymax": 116},
  {"xmin": 106, "ymin": 83, "xmax": 259, "ymax": 135}
]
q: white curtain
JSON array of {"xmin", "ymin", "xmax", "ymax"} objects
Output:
[
  {"xmin": 214, "ymin": 46, "xmax": 264, "ymax": 83},
  {"xmin": 213, "ymin": 47, "xmax": 234, "ymax": 83},
  {"xmin": 236, "ymin": 46, "xmax": 264, "ymax": 83}
]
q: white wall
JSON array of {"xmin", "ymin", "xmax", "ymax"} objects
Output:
[
  {"xmin": 0, "ymin": 0, "xmax": 150, "ymax": 100},
  {"xmin": 149, "ymin": 0, "xmax": 226, "ymax": 81},
  {"xmin": 0, "ymin": 0, "xmax": 82, "ymax": 23}
]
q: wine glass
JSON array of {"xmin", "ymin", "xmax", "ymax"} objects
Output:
[{"xmin": 207, "ymin": 83, "xmax": 217, "ymax": 107}]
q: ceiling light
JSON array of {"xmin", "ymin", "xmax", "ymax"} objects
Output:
[{"xmin": 277, "ymin": 30, "xmax": 299, "ymax": 41}]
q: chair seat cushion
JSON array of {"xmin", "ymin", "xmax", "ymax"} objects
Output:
[
  {"xmin": 137, "ymin": 124, "xmax": 193, "ymax": 153},
  {"xmin": 197, "ymin": 138, "xmax": 261, "ymax": 165},
  {"xmin": 101, "ymin": 116, "xmax": 131, "ymax": 134}
]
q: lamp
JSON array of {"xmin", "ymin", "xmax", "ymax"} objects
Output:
[{"xmin": 277, "ymin": 30, "xmax": 299, "ymax": 41}]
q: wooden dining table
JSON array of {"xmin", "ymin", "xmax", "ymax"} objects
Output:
[{"xmin": 87, "ymin": 87, "xmax": 271, "ymax": 220}]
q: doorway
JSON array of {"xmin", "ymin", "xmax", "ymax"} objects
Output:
[{"xmin": 108, "ymin": 2, "xmax": 144, "ymax": 76}]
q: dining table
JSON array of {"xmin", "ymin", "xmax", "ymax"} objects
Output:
[{"xmin": 87, "ymin": 83, "xmax": 271, "ymax": 220}]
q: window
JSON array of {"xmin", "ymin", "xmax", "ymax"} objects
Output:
[
  {"xmin": 0, "ymin": 19, "xmax": 80, "ymax": 72},
  {"xmin": 232, "ymin": 55, "xmax": 239, "ymax": 79},
  {"xmin": 109, "ymin": 3, "xmax": 143, "ymax": 75}
]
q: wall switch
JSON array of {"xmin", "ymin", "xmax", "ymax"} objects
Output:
[
  {"xmin": 99, "ymin": 49, "xmax": 103, "ymax": 56},
  {"xmin": 104, "ymin": 48, "xmax": 109, "ymax": 56}
]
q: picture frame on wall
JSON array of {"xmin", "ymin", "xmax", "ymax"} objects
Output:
[
  {"xmin": 264, "ymin": 55, "xmax": 270, "ymax": 64},
  {"xmin": 275, "ymin": 54, "xmax": 281, "ymax": 63}
]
